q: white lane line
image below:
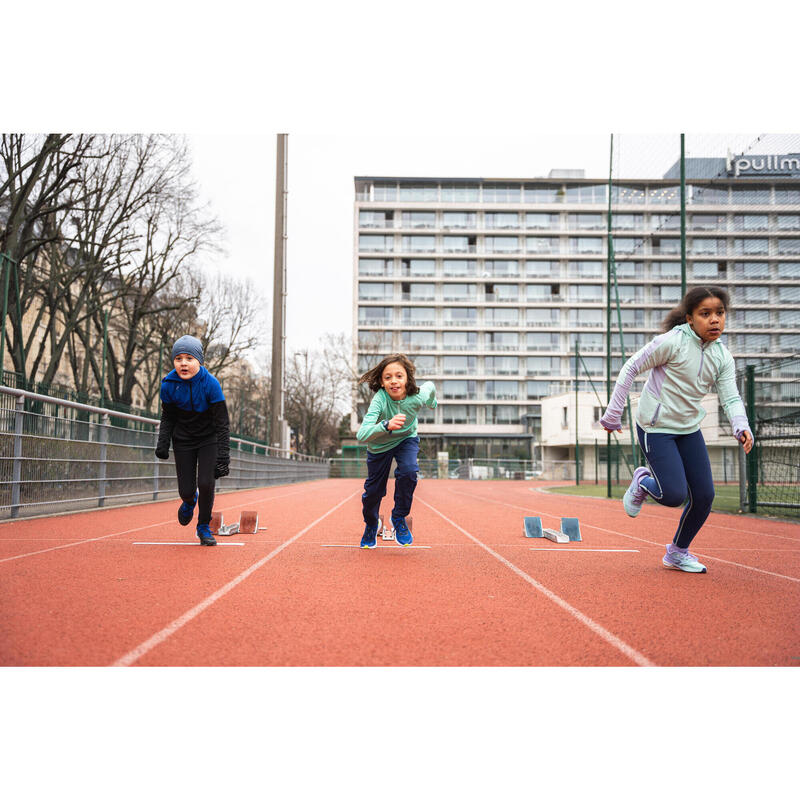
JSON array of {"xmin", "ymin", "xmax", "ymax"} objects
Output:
[
  {"xmin": 444, "ymin": 488, "xmax": 800, "ymax": 584},
  {"xmin": 133, "ymin": 542, "xmax": 245, "ymax": 547},
  {"xmin": 321, "ymin": 544, "xmax": 431, "ymax": 549},
  {"xmin": 112, "ymin": 490, "xmax": 360, "ymax": 667},
  {"xmin": 530, "ymin": 548, "xmax": 639, "ymax": 552},
  {"xmin": 0, "ymin": 486, "xmax": 314, "ymax": 564},
  {"xmin": 416, "ymin": 497, "xmax": 656, "ymax": 667}
]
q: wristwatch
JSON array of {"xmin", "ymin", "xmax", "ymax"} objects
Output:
[{"xmin": 381, "ymin": 420, "xmax": 391, "ymax": 433}]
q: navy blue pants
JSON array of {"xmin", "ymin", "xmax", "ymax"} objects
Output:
[
  {"xmin": 173, "ymin": 443, "xmax": 217, "ymax": 526},
  {"xmin": 636, "ymin": 425, "xmax": 714, "ymax": 548},
  {"xmin": 362, "ymin": 436, "xmax": 420, "ymax": 529}
]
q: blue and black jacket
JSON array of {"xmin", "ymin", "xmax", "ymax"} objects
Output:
[{"xmin": 156, "ymin": 366, "xmax": 230, "ymax": 461}]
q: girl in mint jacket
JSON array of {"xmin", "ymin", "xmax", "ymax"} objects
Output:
[
  {"xmin": 356, "ymin": 353, "xmax": 437, "ymax": 548},
  {"xmin": 600, "ymin": 287, "xmax": 753, "ymax": 573}
]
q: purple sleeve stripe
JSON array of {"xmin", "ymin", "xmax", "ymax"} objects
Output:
[{"xmin": 604, "ymin": 330, "xmax": 675, "ymax": 419}]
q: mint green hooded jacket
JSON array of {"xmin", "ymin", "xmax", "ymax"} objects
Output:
[
  {"xmin": 357, "ymin": 381, "xmax": 438, "ymax": 454},
  {"xmin": 600, "ymin": 323, "xmax": 752, "ymax": 439}
]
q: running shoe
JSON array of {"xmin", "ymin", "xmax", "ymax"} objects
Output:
[
  {"xmin": 360, "ymin": 525, "xmax": 378, "ymax": 549},
  {"xmin": 196, "ymin": 523, "xmax": 217, "ymax": 546},
  {"xmin": 662, "ymin": 545, "xmax": 707, "ymax": 573},
  {"xmin": 178, "ymin": 490, "xmax": 198, "ymax": 526},
  {"xmin": 622, "ymin": 466, "xmax": 651, "ymax": 518},
  {"xmin": 391, "ymin": 517, "xmax": 413, "ymax": 547}
]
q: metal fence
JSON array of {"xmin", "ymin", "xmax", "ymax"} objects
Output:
[
  {"xmin": 329, "ymin": 457, "xmax": 541, "ymax": 481},
  {"xmin": 0, "ymin": 385, "xmax": 329, "ymax": 520}
]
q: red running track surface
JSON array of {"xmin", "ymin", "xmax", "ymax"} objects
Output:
[{"xmin": 1, "ymin": 479, "xmax": 798, "ymax": 667}]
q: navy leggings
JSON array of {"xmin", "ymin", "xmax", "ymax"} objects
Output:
[
  {"xmin": 636, "ymin": 425, "xmax": 715, "ymax": 549},
  {"xmin": 173, "ymin": 443, "xmax": 217, "ymax": 526},
  {"xmin": 362, "ymin": 436, "xmax": 420, "ymax": 529}
]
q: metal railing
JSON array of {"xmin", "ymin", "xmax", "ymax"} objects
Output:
[{"xmin": 0, "ymin": 385, "xmax": 329, "ymax": 520}]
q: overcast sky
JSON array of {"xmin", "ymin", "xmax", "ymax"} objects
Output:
[{"xmin": 187, "ymin": 132, "xmax": 764, "ymax": 360}]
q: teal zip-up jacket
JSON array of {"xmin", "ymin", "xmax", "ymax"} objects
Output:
[
  {"xmin": 357, "ymin": 381, "xmax": 438, "ymax": 454},
  {"xmin": 600, "ymin": 323, "xmax": 752, "ymax": 439}
]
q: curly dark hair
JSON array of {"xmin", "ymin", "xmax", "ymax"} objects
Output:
[
  {"xmin": 662, "ymin": 286, "xmax": 730, "ymax": 332},
  {"xmin": 358, "ymin": 353, "xmax": 419, "ymax": 395}
]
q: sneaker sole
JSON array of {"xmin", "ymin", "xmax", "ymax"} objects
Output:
[
  {"xmin": 198, "ymin": 539, "xmax": 217, "ymax": 546},
  {"xmin": 361, "ymin": 542, "xmax": 377, "ymax": 549},
  {"xmin": 662, "ymin": 558, "xmax": 706, "ymax": 573}
]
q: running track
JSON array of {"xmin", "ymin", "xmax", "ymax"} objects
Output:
[{"xmin": 2, "ymin": 479, "xmax": 798, "ymax": 667}]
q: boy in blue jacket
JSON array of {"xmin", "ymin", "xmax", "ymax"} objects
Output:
[{"xmin": 155, "ymin": 335, "xmax": 231, "ymax": 546}]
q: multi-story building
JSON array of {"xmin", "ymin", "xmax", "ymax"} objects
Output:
[{"xmin": 352, "ymin": 157, "xmax": 800, "ymax": 460}]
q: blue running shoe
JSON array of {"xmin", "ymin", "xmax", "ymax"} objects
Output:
[
  {"xmin": 622, "ymin": 466, "xmax": 651, "ymax": 518},
  {"xmin": 178, "ymin": 490, "xmax": 198, "ymax": 526},
  {"xmin": 662, "ymin": 545, "xmax": 706, "ymax": 573},
  {"xmin": 391, "ymin": 517, "xmax": 413, "ymax": 547},
  {"xmin": 196, "ymin": 523, "xmax": 217, "ymax": 546},
  {"xmin": 360, "ymin": 525, "xmax": 378, "ymax": 549}
]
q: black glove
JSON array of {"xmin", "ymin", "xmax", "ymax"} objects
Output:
[
  {"xmin": 155, "ymin": 446, "xmax": 169, "ymax": 460},
  {"xmin": 214, "ymin": 461, "xmax": 230, "ymax": 479}
]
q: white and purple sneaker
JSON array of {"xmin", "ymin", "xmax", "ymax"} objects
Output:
[
  {"xmin": 663, "ymin": 544, "xmax": 707, "ymax": 573},
  {"xmin": 622, "ymin": 466, "xmax": 651, "ymax": 517}
]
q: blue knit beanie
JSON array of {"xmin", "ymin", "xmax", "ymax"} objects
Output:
[{"xmin": 172, "ymin": 335, "xmax": 204, "ymax": 364}]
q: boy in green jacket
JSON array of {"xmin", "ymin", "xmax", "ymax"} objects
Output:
[{"xmin": 357, "ymin": 354, "xmax": 437, "ymax": 548}]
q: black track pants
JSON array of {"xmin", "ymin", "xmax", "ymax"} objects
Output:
[{"xmin": 173, "ymin": 443, "xmax": 217, "ymax": 525}]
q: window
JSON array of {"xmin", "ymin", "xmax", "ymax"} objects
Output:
[
  {"xmin": 485, "ymin": 260, "xmax": 520, "ymax": 277},
  {"xmin": 777, "ymin": 239, "xmax": 800, "ymax": 255},
  {"xmin": 494, "ymin": 284, "xmax": 519, "ymax": 302},
  {"xmin": 610, "ymin": 185, "xmax": 645, "ymax": 204},
  {"xmin": 570, "ymin": 332, "xmax": 604, "ymax": 352},
  {"xmin": 485, "ymin": 332, "xmax": 519, "ymax": 350},
  {"xmin": 359, "ymin": 259, "xmax": 393, "ymax": 276},
  {"xmin": 691, "ymin": 238, "xmax": 725, "ymax": 255},
  {"xmin": 443, "ymin": 260, "xmax": 475, "ymax": 277},
  {"xmin": 568, "ymin": 261, "xmax": 602, "ymax": 278},
  {"xmin": 526, "ymin": 332, "xmax": 558, "ymax": 350},
  {"xmin": 485, "ymin": 380, "xmax": 519, "ymax": 400},
  {"xmin": 568, "ymin": 284, "xmax": 603, "ymax": 302},
  {"xmin": 653, "ymin": 286, "xmax": 681, "ymax": 303},
  {"xmin": 359, "ymin": 307, "xmax": 393, "ymax": 325},
  {"xmin": 777, "ymin": 263, "xmax": 800, "ymax": 278},
  {"xmin": 690, "ymin": 214, "xmax": 724, "ymax": 230},
  {"xmin": 569, "ymin": 308, "xmax": 603, "ymax": 327},
  {"xmin": 526, "ymin": 213, "xmax": 559, "ymax": 229},
  {"xmin": 615, "ymin": 285, "xmax": 643, "ymax": 304},
  {"xmin": 401, "ymin": 307, "xmax": 435, "ymax": 326},
  {"xmin": 733, "ymin": 261, "xmax": 769, "ymax": 278},
  {"xmin": 778, "ymin": 286, "xmax": 800, "ymax": 303},
  {"xmin": 485, "ymin": 212, "xmax": 520, "ymax": 229},
  {"xmin": 738, "ymin": 334, "xmax": 770, "ymax": 353},
  {"xmin": 569, "ymin": 213, "xmax": 604, "ymax": 230},
  {"xmin": 526, "ymin": 284, "xmax": 561, "ymax": 301},
  {"xmin": 441, "ymin": 184, "xmax": 480, "ymax": 202},
  {"xmin": 359, "ymin": 282, "xmax": 393, "ymax": 301},
  {"xmin": 734, "ymin": 238, "xmax": 769, "ymax": 255},
  {"xmin": 570, "ymin": 237, "xmax": 603, "ymax": 254},
  {"xmin": 691, "ymin": 186, "xmax": 728, "ymax": 205},
  {"xmin": 731, "ymin": 187, "xmax": 771, "ymax": 204},
  {"xmin": 487, "ymin": 405, "xmax": 521, "ymax": 424},
  {"xmin": 743, "ymin": 286, "xmax": 769, "ymax": 303},
  {"xmin": 649, "ymin": 214, "xmax": 680, "ymax": 230},
  {"xmin": 740, "ymin": 310, "xmax": 769, "ymax": 328},
  {"xmin": 442, "ymin": 211, "xmax": 476, "ymax": 228},
  {"xmin": 443, "ymin": 356, "xmax": 476, "ymax": 374},
  {"xmin": 442, "ymin": 283, "xmax": 476, "ymax": 301},
  {"xmin": 442, "ymin": 404, "xmax": 477, "ymax": 424},
  {"xmin": 611, "ymin": 309, "xmax": 645, "ymax": 327},
  {"xmin": 524, "ymin": 185, "xmax": 561, "ymax": 203},
  {"xmin": 614, "ymin": 237, "xmax": 645, "ymax": 254},
  {"xmin": 414, "ymin": 355, "xmax": 436, "ymax": 373},
  {"xmin": 561, "ymin": 406, "xmax": 569, "ymax": 428},
  {"xmin": 526, "ymin": 237, "xmax": 560, "ymax": 254},
  {"xmin": 443, "ymin": 331, "xmax": 477, "ymax": 350},
  {"xmin": 485, "ymin": 356, "xmax": 519, "ymax": 375},
  {"xmin": 403, "ymin": 211, "xmax": 436, "ymax": 228},
  {"xmin": 567, "ymin": 185, "xmax": 608, "ymax": 204},
  {"xmin": 692, "ymin": 263, "xmax": 719, "ymax": 279},
  {"xmin": 443, "ymin": 380, "xmax": 476, "ymax": 400},
  {"xmin": 614, "ymin": 214, "xmax": 645, "ymax": 230},
  {"xmin": 778, "ymin": 310, "xmax": 800, "ymax": 328},
  {"xmin": 405, "ymin": 283, "xmax": 435, "ymax": 301},
  {"xmin": 443, "ymin": 307, "xmax": 478, "ymax": 326},
  {"xmin": 527, "ymin": 356, "xmax": 560, "ymax": 375},
  {"xmin": 359, "ymin": 210, "xmax": 393, "ymax": 228},
  {"xmin": 443, "ymin": 236, "xmax": 472, "ymax": 253},
  {"xmin": 400, "ymin": 331, "xmax": 436, "ymax": 350},
  {"xmin": 358, "ymin": 330, "xmax": 392, "ymax": 349},
  {"xmin": 483, "ymin": 183, "xmax": 521, "ymax": 203},
  {"xmin": 648, "ymin": 185, "xmax": 679, "ymax": 204},
  {"xmin": 374, "ymin": 183, "xmax": 397, "ymax": 201},
  {"xmin": 734, "ymin": 214, "xmax": 769, "ymax": 231},
  {"xmin": 654, "ymin": 237, "xmax": 681, "ymax": 255},
  {"xmin": 485, "ymin": 236, "xmax": 520, "ymax": 253},
  {"xmin": 527, "ymin": 381, "xmax": 559, "ymax": 399},
  {"xmin": 526, "ymin": 260, "xmax": 558, "ymax": 277},
  {"xmin": 401, "ymin": 259, "xmax": 435, "ymax": 277},
  {"xmin": 359, "ymin": 234, "xmax": 394, "ymax": 252},
  {"xmin": 776, "ymin": 188, "xmax": 800, "ymax": 204},
  {"xmin": 402, "ymin": 235, "xmax": 435, "ymax": 253},
  {"xmin": 526, "ymin": 308, "xmax": 559, "ymax": 326},
  {"xmin": 651, "ymin": 262, "xmax": 681, "ymax": 278},
  {"xmin": 777, "ymin": 215, "xmax": 800, "ymax": 230},
  {"xmin": 398, "ymin": 184, "xmax": 437, "ymax": 201}
]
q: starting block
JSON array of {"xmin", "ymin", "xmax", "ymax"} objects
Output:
[
  {"xmin": 378, "ymin": 514, "xmax": 413, "ymax": 541},
  {"xmin": 210, "ymin": 510, "xmax": 262, "ymax": 536},
  {"xmin": 523, "ymin": 516, "xmax": 582, "ymax": 543}
]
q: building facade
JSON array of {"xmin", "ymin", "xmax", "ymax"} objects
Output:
[{"xmin": 352, "ymin": 159, "xmax": 800, "ymax": 459}]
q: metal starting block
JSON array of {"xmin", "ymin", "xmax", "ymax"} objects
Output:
[
  {"xmin": 378, "ymin": 514, "xmax": 413, "ymax": 541},
  {"xmin": 523, "ymin": 516, "xmax": 582, "ymax": 543},
  {"xmin": 210, "ymin": 510, "xmax": 262, "ymax": 537}
]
